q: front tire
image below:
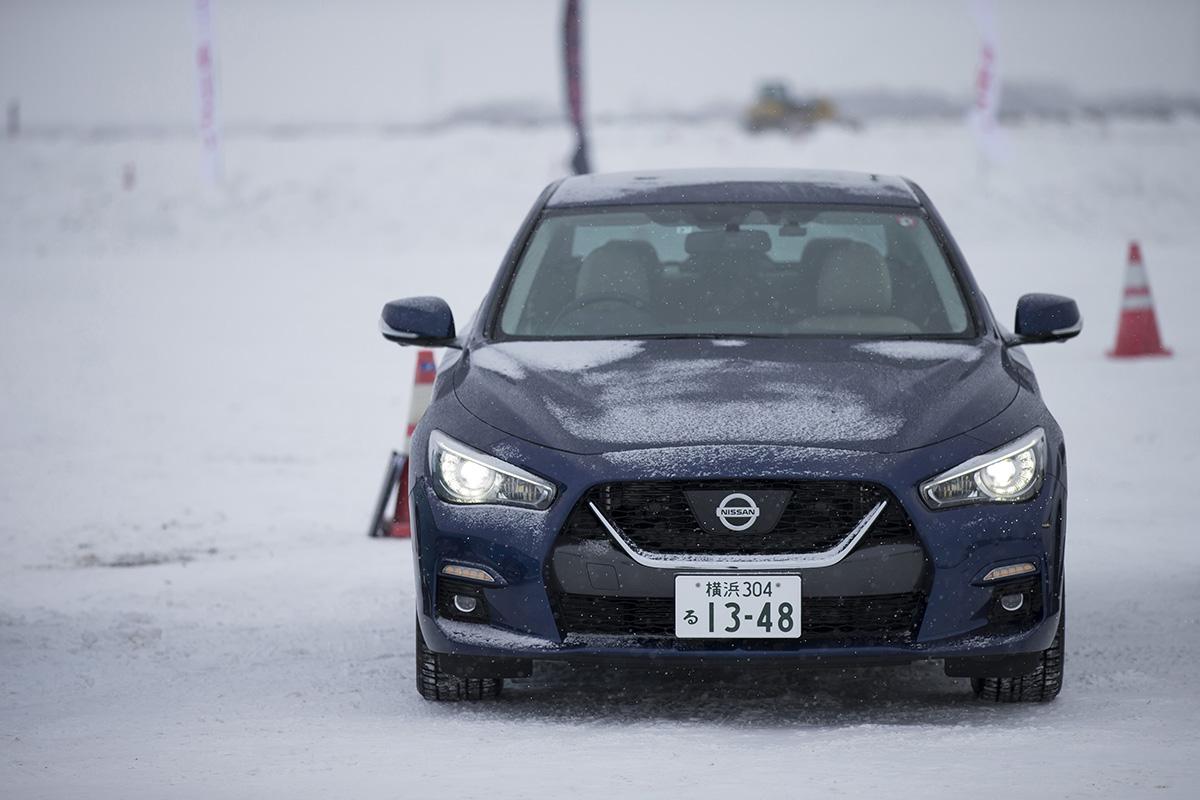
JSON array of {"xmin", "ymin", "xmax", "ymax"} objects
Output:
[
  {"xmin": 415, "ymin": 621, "xmax": 503, "ymax": 702},
  {"xmin": 972, "ymin": 613, "xmax": 1064, "ymax": 703}
]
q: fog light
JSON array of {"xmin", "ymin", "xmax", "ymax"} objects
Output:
[
  {"xmin": 981, "ymin": 562, "xmax": 1037, "ymax": 583},
  {"xmin": 1000, "ymin": 593, "xmax": 1025, "ymax": 612},
  {"xmin": 453, "ymin": 594, "xmax": 479, "ymax": 614}
]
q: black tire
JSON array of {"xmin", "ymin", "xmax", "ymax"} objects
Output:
[
  {"xmin": 972, "ymin": 613, "xmax": 1064, "ymax": 703},
  {"xmin": 415, "ymin": 623, "xmax": 503, "ymax": 702}
]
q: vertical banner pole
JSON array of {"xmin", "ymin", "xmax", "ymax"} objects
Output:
[
  {"xmin": 194, "ymin": 0, "xmax": 222, "ymax": 183},
  {"xmin": 967, "ymin": 0, "xmax": 1004, "ymax": 168},
  {"xmin": 562, "ymin": 0, "xmax": 590, "ymax": 175}
]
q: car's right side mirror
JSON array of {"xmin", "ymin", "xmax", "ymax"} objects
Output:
[
  {"xmin": 379, "ymin": 296, "xmax": 459, "ymax": 347},
  {"xmin": 1012, "ymin": 293, "xmax": 1082, "ymax": 344}
]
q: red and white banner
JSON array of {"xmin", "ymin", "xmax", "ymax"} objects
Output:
[
  {"xmin": 562, "ymin": 0, "xmax": 590, "ymax": 175},
  {"xmin": 967, "ymin": 0, "xmax": 1005, "ymax": 162},
  {"xmin": 194, "ymin": 0, "xmax": 221, "ymax": 182}
]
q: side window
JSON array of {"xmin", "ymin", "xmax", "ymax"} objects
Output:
[
  {"xmin": 801, "ymin": 221, "xmax": 887, "ymax": 255},
  {"xmin": 640, "ymin": 225, "xmax": 689, "ymax": 263},
  {"xmin": 571, "ymin": 222, "xmax": 683, "ymax": 262},
  {"xmin": 741, "ymin": 225, "xmax": 802, "ymax": 263},
  {"xmin": 571, "ymin": 226, "xmax": 618, "ymax": 259}
]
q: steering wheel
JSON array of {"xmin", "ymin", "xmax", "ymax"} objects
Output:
[{"xmin": 551, "ymin": 293, "xmax": 648, "ymax": 329}]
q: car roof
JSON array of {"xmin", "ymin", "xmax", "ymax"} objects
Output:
[{"xmin": 545, "ymin": 168, "xmax": 922, "ymax": 209}]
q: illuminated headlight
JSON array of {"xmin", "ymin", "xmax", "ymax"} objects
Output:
[
  {"xmin": 428, "ymin": 430, "xmax": 555, "ymax": 509},
  {"xmin": 920, "ymin": 428, "xmax": 1046, "ymax": 509}
]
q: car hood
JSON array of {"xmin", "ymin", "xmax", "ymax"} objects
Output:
[{"xmin": 454, "ymin": 338, "xmax": 1017, "ymax": 455}]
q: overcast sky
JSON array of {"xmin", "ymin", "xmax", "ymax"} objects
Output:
[{"xmin": 2, "ymin": 0, "xmax": 1198, "ymax": 127}]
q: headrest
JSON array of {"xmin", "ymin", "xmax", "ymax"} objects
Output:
[
  {"xmin": 815, "ymin": 240, "xmax": 892, "ymax": 313},
  {"xmin": 684, "ymin": 229, "xmax": 771, "ymax": 256},
  {"xmin": 576, "ymin": 240, "xmax": 653, "ymax": 300},
  {"xmin": 798, "ymin": 237, "xmax": 856, "ymax": 273}
]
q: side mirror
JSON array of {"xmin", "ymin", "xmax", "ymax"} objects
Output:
[
  {"xmin": 379, "ymin": 296, "xmax": 457, "ymax": 347},
  {"xmin": 1012, "ymin": 293, "xmax": 1081, "ymax": 344}
]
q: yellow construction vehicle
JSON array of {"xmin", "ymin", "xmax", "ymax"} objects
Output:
[{"xmin": 744, "ymin": 81, "xmax": 837, "ymax": 133}]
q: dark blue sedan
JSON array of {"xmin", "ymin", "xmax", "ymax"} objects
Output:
[{"xmin": 379, "ymin": 169, "xmax": 1081, "ymax": 703}]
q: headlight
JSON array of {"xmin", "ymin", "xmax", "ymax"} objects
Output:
[
  {"xmin": 920, "ymin": 428, "xmax": 1046, "ymax": 509},
  {"xmin": 428, "ymin": 430, "xmax": 555, "ymax": 509}
]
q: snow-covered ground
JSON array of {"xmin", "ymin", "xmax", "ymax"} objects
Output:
[{"xmin": 2, "ymin": 119, "xmax": 1199, "ymax": 798}]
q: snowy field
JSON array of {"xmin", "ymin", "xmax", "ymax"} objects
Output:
[{"xmin": 2, "ymin": 119, "xmax": 1200, "ymax": 798}]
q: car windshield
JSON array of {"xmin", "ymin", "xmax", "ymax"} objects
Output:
[{"xmin": 497, "ymin": 204, "xmax": 973, "ymax": 339}]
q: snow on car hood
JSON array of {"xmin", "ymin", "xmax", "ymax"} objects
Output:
[{"xmin": 455, "ymin": 338, "xmax": 1015, "ymax": 454}]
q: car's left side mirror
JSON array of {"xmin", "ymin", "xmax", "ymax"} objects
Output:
[
  {"xmin": 1012, "ymin": 293, "xmax": 1082, "ymax": 344},
  {"xmin": 379, "ymin": 296, "xmax": 458, "ymax": 347}
]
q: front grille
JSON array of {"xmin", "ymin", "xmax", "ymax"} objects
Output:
[
  {"xmin": 551, "ymin": 480, "xmax": 929, "ymax": 646},
  {"xmin": 555, "ymin": 592, "xmax": 924, "ymax": 643},
  {"xmin": 564, "ymin": 480, "xmax": 913, "ymax": 555}
]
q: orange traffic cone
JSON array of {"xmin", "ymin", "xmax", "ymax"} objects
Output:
[
  {"xmin": 1109, "ymin": 241, "xmax": 1171, "ymax": 358},
  {"xmin": 405, "ymin": 349, "xmax": 437, "ymax": 443},
  {"xmin": 385, "ymin": 349, "xmax": 438, "ymax": 538},
  {"xmin": 386, "ymin": 456, "xmax": 412, "ymax": 538}
]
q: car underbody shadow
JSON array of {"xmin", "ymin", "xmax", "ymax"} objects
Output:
[{"xmin": 472, "ymin": 659, "xmax": 1038, "ymax": 726}]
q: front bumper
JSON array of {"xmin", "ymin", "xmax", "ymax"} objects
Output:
[{"xmin": 411, "ymin": 432, "xmax": 1066, "ymax": 671}]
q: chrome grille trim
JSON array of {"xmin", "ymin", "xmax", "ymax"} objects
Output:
[{"xmin": 587, "ymin": 499, "xmax": 888, "ymax": 571}]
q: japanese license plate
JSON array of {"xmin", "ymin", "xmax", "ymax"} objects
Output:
[{"xmin": 674, "ymin": 575, "xmax": 801, "ymax": 639}]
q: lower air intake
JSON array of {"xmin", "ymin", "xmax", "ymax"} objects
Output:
[{"xmin": 554, "ymin": 591, "xmax": 924, "ymax": 643}]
